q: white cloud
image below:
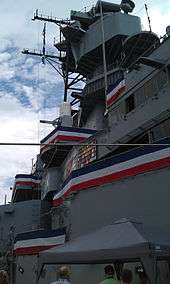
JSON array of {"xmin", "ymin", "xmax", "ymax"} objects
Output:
[
  {"xmin": 0, "ymin": 52, "xmax": 11, "ymax": 63},
  {"xmin": 0, "ymin": 63, "xmax": 15, "ymax": 80},
  {"xmin": 0, "ymin": 38, "xmax": 13, "ymax": 52},
  {"xmin": 141, "ymin": 5, "xmax": 170, "ymax": 36},
  {"xmin": 0, "ymin": 93, "xmax": 39, "ymax": 203},
  {"xmin": 0, "ymin": 42, "xmax": 61, "ymax": 204}
]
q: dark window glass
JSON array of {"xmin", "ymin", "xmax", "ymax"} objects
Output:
[
  {"xmin": 152, "ymin": 119, "xmax": 170, "ymax": 141},
  {"xmin": 125, "ymin": 94, "xmax": 135, "ymax": 113}
]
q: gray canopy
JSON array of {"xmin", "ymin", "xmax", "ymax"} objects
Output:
[
  {"xmin": 38, "ymin": 219, "xmax": 170, "ymax": 265},
  {"xmin": 37, "ymin": 219, "xmax": 170, "ymax": 284}
]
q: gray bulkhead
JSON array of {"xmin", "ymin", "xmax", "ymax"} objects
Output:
[
  {"xmin": 71, "ymin": 12, "xmax": 141, "ymax": 64},
  {"xmin": 96, "ymin": 37, "xmax": 170, "ymax": 158},
  {"xmin": 82, "ymin": 103, "xmax": 105, "ymax": 130},
  {"xmin": 49, "ymin": 33, "xmax": 170, "ymax": 279},
  {"xmin": 41, "ymin": 167, "xmax": 62, "ymax": 200},
  {"xmin": 50, "ymin": 39, "xmax": 170, "ymax": 236},
  {"xmin": 67, "ymin": 168, "xmax": 170, "ymax": 239},
  {"xmin": 0, "ymin": 200, "xmax": 41, "ymax": 254},
  {"xmin": 14, "ymin": 255, "xmax": 58, "ymax": 284}
]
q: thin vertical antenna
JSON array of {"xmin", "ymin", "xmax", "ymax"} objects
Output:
[
  {"xmin": 4, "ymin": 194, "xmax": 7, "ymax": 205},
  {"xmin": 145, "ymin": 4, "xmax": 152, "ymax": 32},
  {"xmin": 32, "ymin": 158, "xmax": 34, "ymax": 169},
  {"xmin": 42, "ymin": 23, "xmax": 46, "ymax": 64},
  {"xmin": 59, "ymin": 27, "xmax": 62, "ymax": 58},
  {"xmin": 100, "ymin": 0, "xmax": 108, "ymax": 113},
  {"xmin": 64, "ymin": 45, "xmax": 69, "ymax": 102}
]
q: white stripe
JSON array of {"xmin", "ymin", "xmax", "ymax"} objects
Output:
[
  {"xmin": 57, "ymin": 130, "xmax": 92, "ymax": 138},
  {"xmin": 15, "ymin": 178, "xmax": 40, "ymax": 184},
  {"xmin": 54, "ymin": 180, "xmax": 72, "ymax": 200},
  {"xmin": 107, "ymin": 80, "xmax": 125, "ymax": 101},
  {"xmin": 14, "ymin": 235, "xmax": 65, "ymax": 250},
  {"xmin": 71, "ymin": 147, "xmax": 170, "ymax": 186},
  {"xmin": 41, "ymin": 130, "xmax": 92, "ymax": 147},
  {"xmin": 54, "ymin": 147, "xmax": 170, "ymax": 200}
]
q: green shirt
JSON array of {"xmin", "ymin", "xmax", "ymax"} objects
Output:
[{"xmin": 99, "ymin": 276, "xmax": 120, "ymax": 284}]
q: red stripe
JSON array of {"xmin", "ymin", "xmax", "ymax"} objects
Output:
[
  {"xmin": 52, "ymin": 197, "xmax": 63, "ymax": 207},
  {"xmin": 53, "ymin": 156, "xmax": 170, "ymax": 207},
  {"xmin": 70, "ymin": 156, "xmax": 170, "ymax": 192},
  {"xmin": 57, "ymin": 135, "xmax": 87, "ymax": 142},
  {"xmin": 14, "ymin": 244, "xmax": 60, "ymax": 255},
  {"xmin": 41, "ymin": 135, "xmax": 87, "ymax": 152},
  {"xmin": 15, "ymin": 181, "xmax": 36, "ymax": 187},
  {"xmin": 107, "ymin": 86, "xmax": 126, "ymax": 107}
]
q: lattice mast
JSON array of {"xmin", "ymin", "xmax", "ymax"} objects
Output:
[{"xmin": 22, "ymin": 9, "xmax": 85, "ymax": 103}]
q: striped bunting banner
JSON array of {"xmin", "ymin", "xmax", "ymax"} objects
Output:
[
  {"xmin": 107, "ymin": 78, "xmax": 126, "ymax": 108},
  {"xmin": 40, "ymin": 126, "xmax": 96, "ymax": 154},
  {"xmin": 53, "ymin": 137, "xmax": 170, "ymax": 207},
  {"xmin": 14, "ymin": 228, "xmax": 66, "ymax": 255}
]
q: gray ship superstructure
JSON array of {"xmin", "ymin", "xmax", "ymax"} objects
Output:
[{"xmin": 1, "ymin": 1, "xmax": 170, "ymax": 283}]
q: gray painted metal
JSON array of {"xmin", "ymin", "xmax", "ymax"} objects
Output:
[
  {"xmin": 71, "ymin": 12, "xmax": 141, "ymax": 64},
  {"xmin": 0, "ymin": 200, "xmax": 41, "ymax": 254},
  {"xmin": 41, "ymin": 167, "xmax": 62, "ymax": 199},
  {"xmin": 68, "ymin": 168, "xmax": 170, "ymax": 238}
]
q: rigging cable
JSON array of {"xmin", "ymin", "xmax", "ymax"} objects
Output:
[
  {"xmin": 0, "ymin": 142, "xmax": 170, "ymax": 147},
  {"xmin": 37, "ymin": 21, "xmax": 41, "ymax": 144}
]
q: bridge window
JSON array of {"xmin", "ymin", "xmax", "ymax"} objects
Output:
[
  {"xmin": 152, "ymin": 118, "xmax": 170, "ymax": 142},
  {"xmin": 125, "ymin": 94, "xmax": 135, "ymax": 113}
]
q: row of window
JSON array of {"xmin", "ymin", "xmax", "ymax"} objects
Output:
[
  {"xmin": 111, "ymin": 118, "xmax": 170, "ymax": 157},
  {"xmin": 85, "ymin": 70, "xmax": 123, "ymax": 95},
  {"xmin": 112, "ymin": 70, "xmax": 168, "ymax": 118},
  {"xmin": 130, "ymin": 118, "xmax": 170, "ymax": 144}
]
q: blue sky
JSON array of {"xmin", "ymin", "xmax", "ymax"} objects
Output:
[{"xmin": 0, "ymin": 0, "xmax": 170, "ymax": 204}]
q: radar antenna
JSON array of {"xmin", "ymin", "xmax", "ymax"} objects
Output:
[{"xmin": 22, "ymin": 9, "xmax": 85, "ymax": 105}]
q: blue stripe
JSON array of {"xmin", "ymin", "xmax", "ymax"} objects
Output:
[
  {"xmin": 107, "ymin": 78, "xmax": 124, "ymax": 95},
  {"xmin": 62, "ymin": 137, "xmax": 170, "ymax": 188},
  {"xmin": 15, "ymin": 174, "xmax": 40, "ymax": 180},
  {"xmin": 15, "ymin": 227, "xmax": 66, "ymax": 242},
  {"xmin": 41, "ymin": 126, "xmax": 96, "ymax": 143}
]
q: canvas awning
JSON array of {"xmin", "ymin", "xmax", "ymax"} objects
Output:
[{"xmin": 37, "ymin": 219, "xmax": 170, "ymax": 284}]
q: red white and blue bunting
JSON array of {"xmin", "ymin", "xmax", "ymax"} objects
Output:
[
  {"xmin": 40, "ymin": 126, "xmax": 96, "ymax": 154},
  {"xmin": 12, "ymin": 174, "xmax": 41, "ymax": 201},
  {"xmin": 14, "ymin": 174, "xmax": 41, "ymax": 190},
  {"xmin": 107, "ymin": 78, "xmax": 126, "ymax": 108},
  {"xmin": 14, "ymin": 228, "xmax": 65, "ymax": 255},
  {"xmin": 53, "ymin": 138, "xmax": 170, "ymax": 207}
]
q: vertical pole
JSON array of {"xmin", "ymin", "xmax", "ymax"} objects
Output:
[
  {"xmin": 100, "ymin": 0, "xmax": 108, "ymax": 112},
  {"xmin": 64, "ymin": 44, "xmax": 69, "ymax": 102},
  {"xmin": 42, "ymin": 23, "xmax": 46, "ymax": 64},
  {"xmin": 32, "ymin": 158, "xmax": 34, "ymax": 169},
  {"xmin": 4, "ymin": 194, "xmax": 7, "ymax": 205},
  {"xmin": 59, "ymin": 27, "xmax": 62, "ymax": 58},
  {"xmin": 145, "ymin": 4, "xmax": 152, "ymax": 32}
]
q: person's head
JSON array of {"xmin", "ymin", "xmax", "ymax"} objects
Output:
[
  {"xmin": 104, "ymin": 265, "xmax": 115, "ymax": 278},
  {"xmin": 0, "ymin": 270, "xmax": 9, "ymax": 284},
  {"xmin": 58, "ymin": 266, "xmax": 71, "ymax": 280},
  {"xmin": 121, "ymin": 269, "xmax": 133, "ymax": 283}
]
